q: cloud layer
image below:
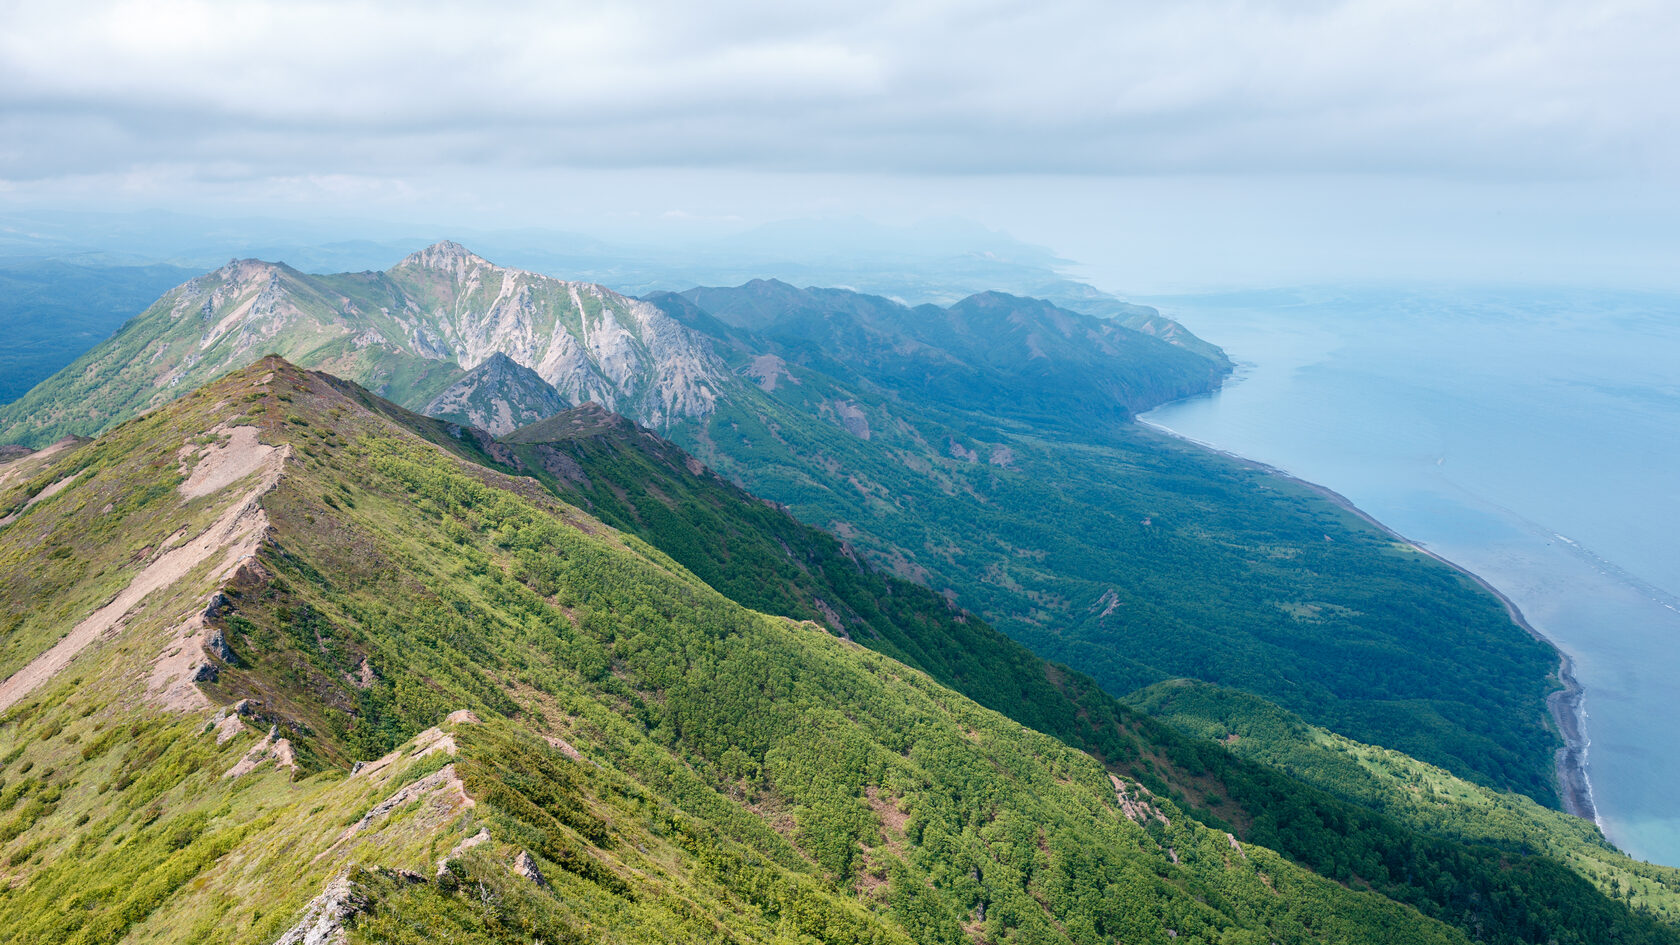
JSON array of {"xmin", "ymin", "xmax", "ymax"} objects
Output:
[{"xmin": 3, "ymin": 0, "xmax": 1676, "ymax": 184}]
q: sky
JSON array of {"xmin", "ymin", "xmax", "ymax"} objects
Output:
[{"xmin": 2, "ymin": 0, "xmax": 1677, "ymax": 292}]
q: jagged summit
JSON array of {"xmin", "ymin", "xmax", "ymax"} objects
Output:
[
  {"xmin": 195, "ymin": 256, "xmax": 290, "ymax": 290},
  {"xmin": 422, "ymin": 351, "xmax": 570, "ymax": 436},
  {"xmin": 0, "ymin": 245, "xmax": 731, "ymax": 448},
  {"xmin": 393, "ymin": 239, "xmax": 494, "ymax": 272}
]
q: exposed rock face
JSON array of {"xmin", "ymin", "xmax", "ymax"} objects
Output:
[
  {"xmin": 207, "ymin": 627, "xmax": 235, "ymax": 662},
  {"xmin": 0, "ymin": 242, "xmax": 734, "ymax": 447},
  {"xmin": 272, "ymin": 872, "xmax": 371, "ymax": 945},
  {"xmin": 438, "ymin": 828, "xmax": 492, "ymax": 876},
  {"xmin": 391, "ymin": 243, "xmax": 728, "ymax": 427},
  {"xmin": 422, "ymin": 352, "xmax": 569, "ymax": 435},
  {"xmin": 273, "ymin": 869, "xmax": 424, "ymax": 945},
  {"xmin": 224, "ymin": 726, "xmax": 299, "ymax": 779}
]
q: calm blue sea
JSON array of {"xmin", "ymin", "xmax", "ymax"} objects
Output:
[{"xmin": 1140, "ymin": 286, "xmax": 1680, "ymax": 867}]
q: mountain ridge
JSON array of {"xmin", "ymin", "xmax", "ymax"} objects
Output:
[
  {"xmin": 0, "ymin": 244, "xmax": 732, "ymax": 448},
  {"xmin": 1, "ymin": 356, "xmax": 1524, "ymax": 945},
  {"xmin": 0, "ymin": 244, "xmax": 1566, "ymax": 814}
]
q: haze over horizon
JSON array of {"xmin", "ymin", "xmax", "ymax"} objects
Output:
[{"xmin": 3, "ymin": 0, "xmax": 1678, "ymax": 293}]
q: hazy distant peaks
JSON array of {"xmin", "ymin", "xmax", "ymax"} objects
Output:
[
  {"xmin": 951, "ymin": 289, "xmax": 1037, "ymax": 310},
  {"xmin": 395, "ymin": 240, "xmax": 493, "ymax": 273},
  {"xmin": 208, "ymin": 257, "xmax": 285, "ymax": 283}
]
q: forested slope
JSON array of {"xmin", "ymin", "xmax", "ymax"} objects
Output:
[
  {"xmin": 0, "ymin": 245, "xmax": 1569, "ymax": 811},
  {"xmin": 487, "ymin": 400, "xmax": 1677, "ymax": 945},
  {"xmin": 0, "ymin": 358, "xmax": 1513, "ymax": 945}
]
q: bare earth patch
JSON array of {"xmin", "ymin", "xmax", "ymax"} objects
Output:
[
  {"xmin": 147, "ymin": 614, "xmax": 219, "ymax": 712},
  {"xmin": 224, "ymin": 726, "xmax": 299, "ymax": 778},
  {"xmin": 543, "ymin": 734, "xmax": 585, "ymax": 761},
  {"xmin": 178, "ymin": 425, "xmax": 279, "ymax": 499},
  {"xmin": 0, "ymin": 470, "xmax": 84, "ymax": 527},
  {"xmin": 865, "ymin": 785, "xmax": 909, "ymax": 849},
  {"xmin": 0, "ymin": 429, "xmax": 288, "ymax": 713}
]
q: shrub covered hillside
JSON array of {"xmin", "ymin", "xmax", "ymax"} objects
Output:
[
  {"xmin": 0, "ymin": 357, "xmax": 1499, "ymax": 945},
  {"xmin": 648, "ymin": 285, "xmax": 1562, "ymax": 807},
  {"xmin": 1132, "ymin": 679, "xmax": 1680, "ymax": 926},
  {"xmin": 490, "ymin": 400, "xmax": 1680, "ymax": 945},
  {"xmin": 0, "ymin": 245, "xmax": 1563, "ymax": 808}
]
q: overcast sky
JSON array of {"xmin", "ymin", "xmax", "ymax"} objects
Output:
[{"xmin": 2, "ymin": 0, "xmax": 1677, "ymax": 291}]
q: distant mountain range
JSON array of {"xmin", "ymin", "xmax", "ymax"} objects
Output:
[{"xmin": 0, "ymin": 241, "xmax": 1222, "ymax": 448}]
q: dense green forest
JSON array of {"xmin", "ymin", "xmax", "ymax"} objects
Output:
[
  {"xmin": 1132, "ymin": 679, "xmax": 1680, "ymax": 925},
  {"xmin": 491, "ymin": 397, "xmax": 1675, "ymax": 945},
  {"xmin": 658, "ymin": 322, "xmax": 1562, "ymax": 804}
]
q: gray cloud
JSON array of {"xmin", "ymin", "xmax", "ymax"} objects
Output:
[{"xmin": 2, "ymin": 0, "xmax": 1676, "ymax": 183}]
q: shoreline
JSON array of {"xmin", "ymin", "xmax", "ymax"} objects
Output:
[{"xmin": 1136, "ymin": 416, "xmax": 1598, "ymax": 822}]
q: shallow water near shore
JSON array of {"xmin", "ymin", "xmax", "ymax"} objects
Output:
[{"xmin": 1140, "ymin": 285, "xmax": 1680, "ymax": 866}]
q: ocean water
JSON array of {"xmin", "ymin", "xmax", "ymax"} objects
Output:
[{"xmin": 1139, "ymin": 286, "xmax": 1680, "ymax": 866}]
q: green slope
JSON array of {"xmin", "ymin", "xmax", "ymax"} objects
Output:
[
  {"xmin": 1133, "ymin": 679, "xmax": 1680, "ymax": 925},
  {"xmin": 1, "ymin": 358, "xmax": 1498, "ymax": 945},
  {"xmin": 646, "ymin": 322, "xmax": 1563, "ymax": 805},
  {"xmin": 0, "ymin": 245, "xmax": 1565, "ymax": 810},
  {"xmin": 491, "ymin": 401, "xmax": 1680, "ymax": 945}
]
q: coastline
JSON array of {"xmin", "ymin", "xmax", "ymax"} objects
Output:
[{"xmin": 1136, "ymin": 416, "xmax": 1598, "ymax": 822}]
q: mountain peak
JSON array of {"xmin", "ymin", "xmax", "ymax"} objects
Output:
[
  {"xmin": 951, "ymin": 289, "xmax": 1039, "ymax": 310},
  {"xmin": 422, "ymin": 352, "xmax": 569, "ymax": 436},
  {"xmin": 206, "ymin": 257, "xmax": 284, "ymax": 283},
  {"xmin": 501, "ymin": 401, "xmax": 639, "ymax": 444},
  {"xmin": 394, "ymin": 240, "xmax": 492, "ymax": 272}
]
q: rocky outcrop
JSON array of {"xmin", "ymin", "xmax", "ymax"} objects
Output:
[
  {"xmin": 272, "ymin": 868, "xmax": 424, "ymax": 945},
  {"xmin": 0, "ymin": 243, "xmax": 737, "ymax": 448},
  {"xmin": 438, "ymin": 828, "xmax": 492, "ymax": 877},
  {"xmin": 422, "ymin": 353, "xmax": 569, "ymax": 435},
  {"xmin": 513, "ymin": 850, "xmax": 549, "ymax": 888},
  {"xmin": 224, "ymin": 725, "xmax": 298, "ymax": 778}
]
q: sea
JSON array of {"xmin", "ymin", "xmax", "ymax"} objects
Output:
[{"xmin": 1138, "ymin": 286, "xmax": 1680, "ymax": 867}]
